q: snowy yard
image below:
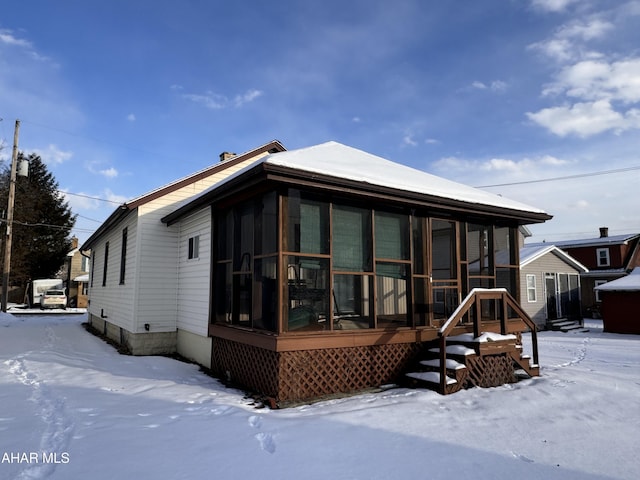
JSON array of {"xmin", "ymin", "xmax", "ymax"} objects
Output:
[{"xmin": 1, "ymin": 313, "xmax": 638, "ymax": 480}]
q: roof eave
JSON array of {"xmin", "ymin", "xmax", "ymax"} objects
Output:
[
  {"xmin": 163, "ymin": 161, "xmax": 552, "ymax": 227},
  {"xmin": 80, "ymin": 204, "xmax": 132, "ymax": 250}
]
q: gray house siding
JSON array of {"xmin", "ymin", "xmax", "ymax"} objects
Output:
[{"xmin": 520, "ymin": 251, "xmax": 583, "ymax": 328}]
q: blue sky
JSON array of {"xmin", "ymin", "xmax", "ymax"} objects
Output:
[{"xmin": 1, "ymin": 0, "xmax": 639, "ymax": 244}]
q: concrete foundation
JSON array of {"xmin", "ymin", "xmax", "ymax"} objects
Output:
[{"xmin": 89, "ymin": 314, "xmax": 177, "ymax": 356}]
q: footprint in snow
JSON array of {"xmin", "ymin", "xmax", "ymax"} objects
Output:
[
  {"xmin": 512, "ymin": 452, "xmax": 534, "ymax": 463},
  {"xmin": 255, "ymin": 432, "xmax": 276, "ymax": 454},
  {"xmin": 248, "ymin": 415, "xmax": 262, "ymax": 428}
]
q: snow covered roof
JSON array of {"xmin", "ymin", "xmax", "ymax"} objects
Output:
[
  {"xmin": 594, "ymin": 267, "xmax": 640, "ymax": 292},
  {"xmin": 520, "ymin": 244, "xmax": 588, "ymax": 272},
  {"xmin": 163, "ymin": 141, "xmax": 551, "ymax": 225},
  {"xmin": 546, "ymin": 233, "xmax": 640, "ymax": 249},
  {"xmin": 267, "ymin": 142, "xmax": 546, "ymax": 213}
]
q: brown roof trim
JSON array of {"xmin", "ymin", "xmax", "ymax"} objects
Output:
[
  {"xmin": 261, "ymin": 164, "xmax": 552, "ymax": 224},
  {"xmin": 82, "ymin": 140, "xmax": 286, "ymax": 249},
  {"xmin": 127, "ymin": 140, "xmax": 285, "ymax": 208}
]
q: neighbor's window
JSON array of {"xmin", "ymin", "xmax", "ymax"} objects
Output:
[
  {"xmin": 596, "ymin": 248, "xmax": 610, "ymax": 267},
  {"xmin": 119, "ymin": 227, "xmax": 128, "ymax": 285},
  {"xmin": 526, "ymin": 274, "xmax": 537, "ymax": 302},
  {"xmin": 102, "ymin": 242, "xmax": 109, "ymax": 286},
  {"xmin": 188, "ymin": 235, "xmax": 200, "ymax": 260}
]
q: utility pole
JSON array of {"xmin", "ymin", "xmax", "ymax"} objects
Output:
[{"xmin": 2, "ymin": 119, "xmax": 20, "ymax": 312}]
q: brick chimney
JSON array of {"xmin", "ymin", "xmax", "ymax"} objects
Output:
[
  {"xmin": 71, "ymin": 236, "xmax": 79, "ymax": 249},
  {"xmin": 219, "ymin": 151, "xmax": 236, "ymax": 162},
  {"xmin": 599, "ymin": 227, "xmax": 609, "ymax": 238}
]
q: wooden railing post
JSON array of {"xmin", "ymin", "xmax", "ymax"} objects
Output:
[
  {"xmin": 473, "ymin": 297, "xmax": 482, "ymax": 338},
  {"xmin": 439, "ymin": 334, "xmax": 447, "ymax": 394},
  {"xmin": 500, "ymin": 292, "xmax": 508, "ymax": 335}
]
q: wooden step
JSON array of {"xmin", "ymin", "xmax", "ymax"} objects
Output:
[
  {"xmin": 420, "ymin": 358, "xmax": 466, "ymax": 371},
  {"xmin": 447, "ymin": 332, "xmax": 521, "ymax": 355},
  {"xmin": 405, "ymin": 370, "xmax": 461, "ymax": 394},
  {"xmin": 406, "ymin": 371, "xmax": 458, "ymax": 386},
  {"xmin": 428, "ymin": 344, "xmax": 476, "ymax": 359}
]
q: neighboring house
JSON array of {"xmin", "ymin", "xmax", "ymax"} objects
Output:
[
  {"xmin": 519, "ymin": 244, "xmax": 588, "ymax": 328},
  {"xmin": 82, "ymin": 141, "xmax": 551, "ymax": 405},
  {"xmin": 594, "ymin": 267, "xmax": 640, "ymax": 334},
  {"xmin": 551, "ymin": 228, "xmax": 640, "ymax": 317},
  {"xmin": 62, "ymin": 237, "xmax": 91, "ymax": 308}
]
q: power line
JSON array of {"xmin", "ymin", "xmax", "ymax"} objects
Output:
[
  {"xmin": 59, "ymin": 190, "xmax": 124, "ymax": 205},
  {"xmin": 76, "ymin": 213, "xmax": 104, "ymax": 223},
  {"xmin": 476, "ymin": 165, "xmax": 640, "ymax": 188}
]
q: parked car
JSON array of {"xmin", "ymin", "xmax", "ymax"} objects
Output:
[{"xmin": 40, "ymin": 289, "xmax": 67, "ymax": 310}]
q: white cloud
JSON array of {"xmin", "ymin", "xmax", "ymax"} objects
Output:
[
  {"xmin": 182, "ymin": 91, "xmax": 227, "ymax": 109},
  {"xmin": 234, "ymin": 89, "xmax": 263, "ymax": 107},
  {"xmin": 32, "ymin": 144, "xmax": 73, "ymax": 165},
  {"xmin": 569, "ymin": 199, "xmax": 590, "ymax": 209},
  {"xmin": 558, "ymin": 19, "xmax": 613, "ymax": 41},
  {"xmin": 545, "ymin": 58, "xmax": 640, "ymax": 103},
  {"xmin": 180, "ymin": 88, "xmax": 263, "ymax": 110},
  {"xmin": 0, "ymin": 28, "xmax": 53, "ymax": 63},
  {"xmin": 527, "ymin": 3, "xmax": 640, "ymax": 138},
  {"xmin": 434, "ymin": 154, "xmax": 573, "ymax": 188},
  {"xmin": 470, "ymin": 80, "xmax": 507, "ymax": 92},
  {"xmin": 103, "ymin": 188, "xmax": 128, "ymax": 205},
  {"xmin": 530, "ymin": 0, "xmax": 579, "ymax": 12},
  {"xmin": 99, "ymin": 167, "xmax": 118, "ymax": 179},
  {"xmin": 402, "ymin": 134, "xmax": 418, "ymax": 147},
  {"xmin": 527, "ymin": 99, "xmax": 640, "ymax": 137},
  {"xmin": 0, "ymin": 29, "xmax": 31, "ymax": 48},
  {"xmin": 127, "ymin": 113, "xmax": 136, "ymax": 122}
]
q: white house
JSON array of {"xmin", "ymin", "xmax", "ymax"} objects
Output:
[
  {"xmin": 81, "ymin": 140, "xmax": 286, "ymax": 367},
  {"xmin": 83, "ymin": 140, "xmax": 551, "ymax": 404}
]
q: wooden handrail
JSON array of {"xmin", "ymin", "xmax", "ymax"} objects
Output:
[{"xmin": 436, "ymin": 288, "xmax": 539, "ymax": 394}]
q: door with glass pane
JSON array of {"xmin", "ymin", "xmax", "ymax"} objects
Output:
[
  {"xmin": 430, "ymin": 219, "xmax": 459, "ymax": 326},
  {"xmin": 413, "ymin": 217, "xmax": 459, "ymax": 327}
]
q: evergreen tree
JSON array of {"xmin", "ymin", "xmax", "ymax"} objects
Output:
[{"xmin": 0, "ymin": 152, "xmax": 76, "ymax": 287}]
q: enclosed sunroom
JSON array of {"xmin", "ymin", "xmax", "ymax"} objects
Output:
[{"xmin": 163, "ymin": 142, "xmax": 551, "ymax": 405}]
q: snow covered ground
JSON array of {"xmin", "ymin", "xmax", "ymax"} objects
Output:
[{"xmin": 1, "ymin": 313, "xmax": 638, "ymax": 480}]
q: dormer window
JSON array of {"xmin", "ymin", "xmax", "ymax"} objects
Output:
[{"xmin": 596, "ymin": 248, "xmax": 610, "ymax": 267}]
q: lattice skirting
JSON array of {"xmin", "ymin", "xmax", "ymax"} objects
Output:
[
  {"xmin": 211, "ymin": 338, "xmax": 426, "ymax": 404},
  {"xmin": 466, "ymin": 354, "xmax": 517, "ymax": 388}
]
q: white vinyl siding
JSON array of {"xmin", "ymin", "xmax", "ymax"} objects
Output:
[
  {"xmin": 132, "ymin": 161, "xmax": 257, "ymax": 333},
  {"xmin": 87, "ymin": 154, "xmax": 266, "ymax": 337},
  {"xmin": 177, "ymin": 208, "xmax": 211, "ymax": 336},
  {"xmin": 87, "ymin": 211, "xmax": 138, "ymax": 332}
]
